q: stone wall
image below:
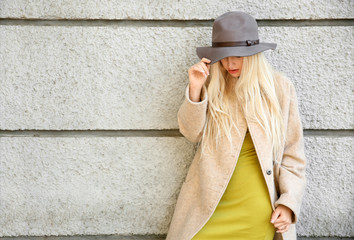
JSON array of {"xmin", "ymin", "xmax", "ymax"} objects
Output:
[{"xmin": 0, "ymin": 1, "xmax": 353, "ymax": 238}]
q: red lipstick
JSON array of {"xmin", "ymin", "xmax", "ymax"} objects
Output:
[{"xmin": 228, "ymin": 69, "xmax": 239, "ymax": 74}]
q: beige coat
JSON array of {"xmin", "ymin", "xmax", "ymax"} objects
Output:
[{"xmin": 166, "ymin": 72, "xmax": 307, "ymax": 240}]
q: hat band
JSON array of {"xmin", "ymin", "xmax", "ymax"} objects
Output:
[{"xmin": 212, "ymin": 39, "xmax": 259, "ymax": 47}]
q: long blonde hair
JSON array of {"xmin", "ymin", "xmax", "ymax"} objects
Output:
[{"xmin": 199, "ymin": 52, "xmax": 286, "ymax": 165}]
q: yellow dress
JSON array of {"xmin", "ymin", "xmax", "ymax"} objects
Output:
[{"xmin": 192, "ymin": 128, "xmax": 275, "ymax": 240}]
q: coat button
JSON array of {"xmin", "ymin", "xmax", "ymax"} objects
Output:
[{"xmin": 266, "ymin": 169, "xmax": 272, "ymax": 175}]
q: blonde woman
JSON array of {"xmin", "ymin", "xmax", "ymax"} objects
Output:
[{"xmin": 166, "ymin": 11, "xmax": 307, "ymax": 240}]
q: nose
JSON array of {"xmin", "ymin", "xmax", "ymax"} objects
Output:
[{"xmin": 226, "ymin": 57, "xmax": 235, "ymax": 68}]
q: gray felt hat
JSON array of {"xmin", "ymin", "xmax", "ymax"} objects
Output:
[{"xmin": 196, "ymin": 11, "xmax": 277, "ymax": 64}]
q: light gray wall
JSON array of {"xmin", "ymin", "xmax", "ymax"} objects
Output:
[{"xmin": 0, "ymin": 0, "xmax": 353, "ymax": 238}]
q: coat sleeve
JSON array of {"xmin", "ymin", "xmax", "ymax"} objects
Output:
[
  {"xmin": 274, "ymin": 82, "xmax": 307, "ymax": 224},
  {"xmin": 177, "ymin": 84, "xmax": 208, "ymax": 143}
]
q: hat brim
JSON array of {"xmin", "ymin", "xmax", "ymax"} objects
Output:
[{"xmin": 196, "ymin": 42, "xmax": 277, "ymax": 64}]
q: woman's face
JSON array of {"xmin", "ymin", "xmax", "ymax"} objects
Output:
[{"xmin": 220, "ymin": 56, "xmax": 244, "ymax": 78}]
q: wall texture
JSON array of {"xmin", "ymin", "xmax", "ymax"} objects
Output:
[{"xmin": 0, "ymin": 0, "xmax": 353, "ymax": 239}]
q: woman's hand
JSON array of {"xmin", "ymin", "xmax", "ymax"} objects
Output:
[
  {"xmin": 270, "ymin": 204, "xmax": 294, "ymax": 233},
  {"xmin": 188, "ymin": 58, "xmax": 211, "ymax": 89}
]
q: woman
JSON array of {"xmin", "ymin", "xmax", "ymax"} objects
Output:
[{"xmin": 166, "ymin": 11, "xmax": 307, "ymax": 240}]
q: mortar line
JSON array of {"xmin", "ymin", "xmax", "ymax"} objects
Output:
[
  {"xmin": 0, "ymin": 19, "xmax": 353, "ymax": 27},
  {"xmin": 0, "ymin": 129, "xmax": 352, "ymax": 138}
]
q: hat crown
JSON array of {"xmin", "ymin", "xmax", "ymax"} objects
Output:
[{"xmin": 212, "ymin": 11, "xmax": 259, "ymax": 43}]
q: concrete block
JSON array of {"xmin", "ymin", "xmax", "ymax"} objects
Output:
[
  {"xmin": 299, "ymin": 136, "xmax": 354, "ymax": 236},
  {"xmin": 0, "ymin": 135, "xmax": 353, "ymax": 236},
  {"xmin": 1, "ymin": 26, "xmax": 352, "ymax": 130},
  {"xmin": 0, "ymin": 137, "xmax": 195, "ymax": 236},
  {"xmin": 0, "ymin": 0, "xmax": 353, "ymax": 20}
]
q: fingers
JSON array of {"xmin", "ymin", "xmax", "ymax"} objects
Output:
[
  {"xmin": 271, "ymin": 205, "xmax": 293, "ymax": 233},
  {"xmin": 273, "ymin": 217, "xmax": 291, "ymax": 228},
  {"xmin": 200, "ymin": 64, "xmax": 209, "ymax": 76},
  {"xmin": 201, "ymin": 57, "xmax": 211, "ymax": 64},
  {"xmin": 274, "ymin": 219, "xmax": 290, "ymax": 233},
  {"xmin": 196, "ymin": 65, "xmax": 207, "ymax": 78},
  {"xmin": 189, "ymin": 62, "xmax": 209, "ymax": 78},
  {"xmin": 200, "ymin": 58, "xmax": 211, "ymax": 75},
  {"xmin": 275, "ymin": 224, "xmax": 290, "ymax": 233},
  {"xmin": 201, "ymin": 58, "xmax": 211, "ymax": 71},
  {"xmin": 270, "ymin": 208, "xmax": 281, "ymax": 224},
  {"xmin": 188, "ymin": 58, "xmax": 211, "ymax": 80},
  {"xmin": 271, "ymin": 211, "xmax": 291, "ymax": 233}
]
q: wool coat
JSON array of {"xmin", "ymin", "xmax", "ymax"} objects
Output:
[{"xmin": 166, "ymin": 72, "xmax": 307, "ymax": 240}]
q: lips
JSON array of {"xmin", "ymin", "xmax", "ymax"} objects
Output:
[{"xmin": 228, "ymin": 69, "xmax": 239, "ymax": 74}]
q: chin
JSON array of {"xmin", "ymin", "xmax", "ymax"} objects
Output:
[{"xmin": 226, "ymin": 72, "xmax": 240, "ymax": 79}]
